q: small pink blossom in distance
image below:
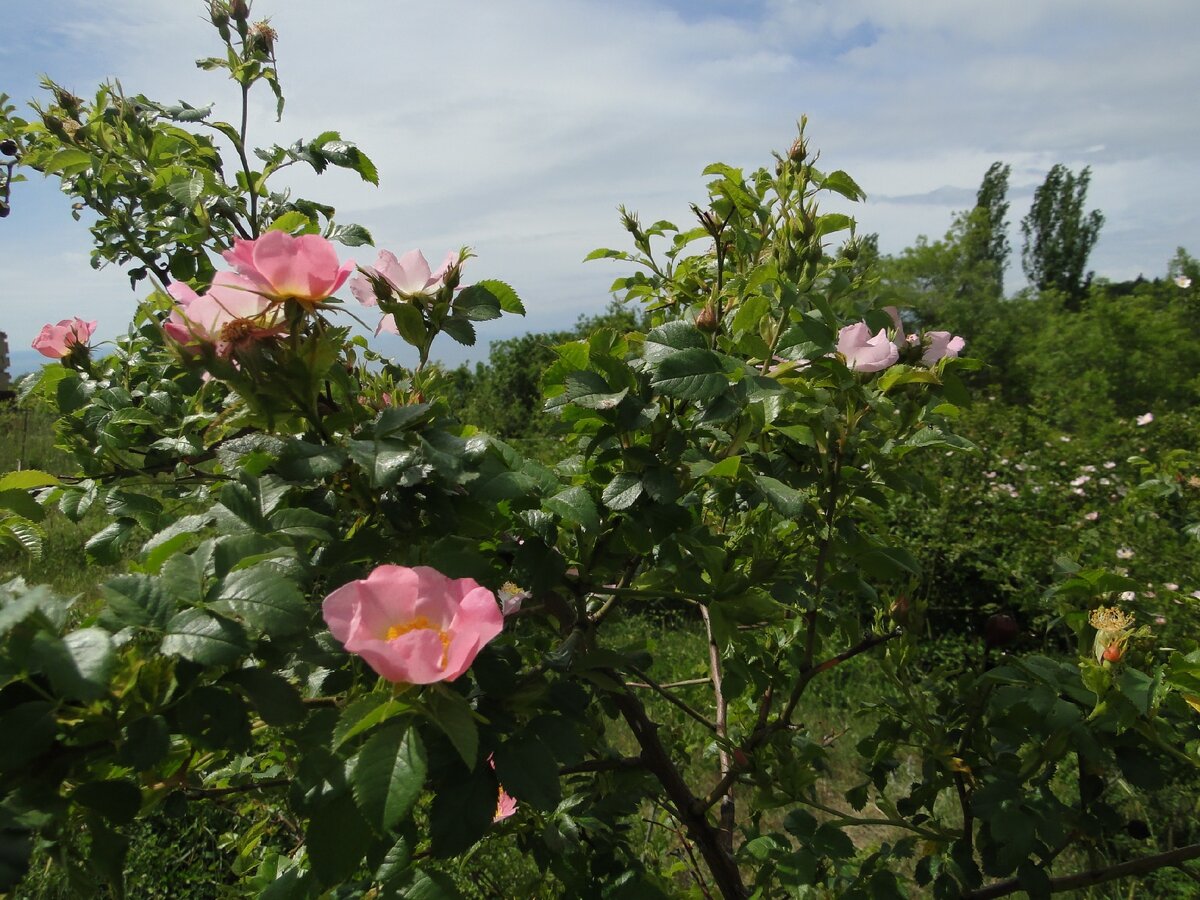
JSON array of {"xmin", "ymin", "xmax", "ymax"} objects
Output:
[
  {"xmin": 921, "ymin": 331, "xmax": 966, "ymax": 365},
  {"xmin": 1060, "ymin": 435, "xmax": 1072, "ymax": 443},
  {"xmin": 1136, "ymin": 412, "xmax": 1154, "ymax": 426},
  {"xmin": 223, "ymin": 231, "xmax": 354, "ymax": 309},
  {"xmin": 487, "ymin": 755, "xmax": 518, "ymax": 822},
  {"xmin": 32, "ymin": 317, "xmax": 96, "ymax": 358},
  {"xmin": 1175, "ymin": 275, "xmax": 1192, "ymax": 288},
  {"xmin": 1070, "ymin": 475, "xmax": 1091, "ymax": 487},
  {"xmin": 1117, "ymin": 547, "xmax": 1135, "ymax": 560},
  {"xmin": 836, "ymin": 322, "xmax": 898, "ymax": 372},
  {"xmin": 1103, "ymin": 461, "xmax": 1117, "ymax": 470},
  {"xmin": 1165, "ymin": 583, "xmax": 1180, "ymax": 591},
  {"xmin": 1084, "ymin": 511, "xmax": 1099, "ymax": 521},
  {"xmin": 322, "ymin": 565, "xmax": 503, "ymax": 684}
]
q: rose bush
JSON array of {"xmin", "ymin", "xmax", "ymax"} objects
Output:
[{"xmin": 0, "ymin": 5, "xmax": 1197, "ymax": 899}]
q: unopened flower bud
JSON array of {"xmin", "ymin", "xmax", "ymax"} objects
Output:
[
  {"xmin": 696, "ymin": 302, "xmax": 719, "ymax": 332},
  {"xmin": 0, "ymin": 138, "xmax": 17, "ymax": 156},
  {"xmin": 229, "ymin": 0, "xmax": 250, "ymax": 21},
  {"xmin": 732, "ymin": 749, "xmax": 750, "ymax": 768},
  {"xmin": 209, "ymin": 0, "xmax": 230, "ymax": 27},
  {"xmin": 0, "ymin": 203, "xmax": 10, "ymax": 219},
  {"xmin": 788, "ymin": 136, "xmax": 808, "ymax": 163},
  {"xmin": 984, "ymin": 613, "xmax": 1018, "ymax": 648}
]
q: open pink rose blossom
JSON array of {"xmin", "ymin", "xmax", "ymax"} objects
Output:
[
  {"xmin": 163, "ymin": 273, "xmax": 286, "ymax": 357},
  {"xmin": 350, "ymin": 248, "xmax": 460, "ymax": 336},
  {"xmin": 222, "ymin": 231, "xmax": 354, "ymax": 308},
  {"xmin": 921, "ymin": 331, "xmax": 966, "ymax": 365},
  {"xmin": 32, "ymin": 317, "xmax": 96, "ymax": 358},
  {"xmin": 322, "ymin": 565, "xmax": 503, "ymax": 684},
  {"xmin": 836, "ymin": 322, "xmax": 898, "ymax": 373}
]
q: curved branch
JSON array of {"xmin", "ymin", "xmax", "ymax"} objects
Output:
[{"xmin": 965, "ymin": 843, "xmax": 1200, "ymax": 900}]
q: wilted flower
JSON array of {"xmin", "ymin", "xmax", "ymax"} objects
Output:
[
  {"xmin": 32, "ymin": 317, "xmax": 96, "ymax": 358},
  {"xmin": 222, "ymin": 231, "xmax": 354, "ymax": 309},
  {"xmin": 1090, "ymin": 605, "xmax": 1134, "ymax": 664},
  {"xmin": 836, "ymin": 322, "xmax": 898, "ymax": 373},
  {"xmin": 164, "ymin": 274, "xmax": 285, "ymax": 357},
  {"xmin": 498, "ymin": 582, "xmax": 528, "ymax": 618},
  {"xmin": 322, "ymin": 564, "xmax": 503, "ymax": 684},
  {"xmin": 487, "ymin": 755, "xmax": 518, "ymax": 822}
]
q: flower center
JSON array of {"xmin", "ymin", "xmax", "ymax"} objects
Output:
[
  {"xmin": 385, "ymin": 616, "xmax": 451, "ymax": 667},
  {"xmin": 219, "ymin": 317, "xmax": 260, "ymax": 344}
]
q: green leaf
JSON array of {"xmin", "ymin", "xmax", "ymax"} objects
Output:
[
  {"xmin": 351, "ymin": 725, "xmax": 428, "ymax": 832},
  {"xmin": 559, "ymin": 372, "xmax": 628, "ymax": 411},
  {"xmin": 471, "ymin": 279, "xmax": 525, "ymax": 315},
  {"xmin": 211, "ymin": 563, "xmax": 309, "ymax": 636},
  {"xmin": 306, "ymin": 792, "xmax": 372, "ymax": 886},
  {"xmin": 650, "ymin": 348, "xmax": 729, "ymax": 401},
  {"xmin": 268, "ymin": 211, "xmax": 313, "ymax": 234},
  {"xmin": 85, "ymin": 518, "xmax": 137, "ymax": 564},
  {"xmin": 161, "ymin": 609, "xmax": 249, "ymax": 666},
  {"xmin": 545, "ymin": 486, "xmax": 600, "ymax": 533},
  {"xmin": 326, "ymin": 222, "xmax": 374, "ymax": 247},
  {"xmin": 0, "ymin": 470, "xmax": 60, "ymax": 491},
  {"xmin": 334, "ymin": 694, "xmax": 411, "ymax": 749},
  {"xmin": 755, "ymin": 475, "xmax": 805, "ymax": 518},
  {"xmin": 72, "ymin": 780, "xmax": 141, "ymax": 826},
  {"xmin": 223, "ymin": 668, "xmax": 305, "ymax": 725},
  {"xmin": 602, "ymin": 473, "xmax": 643, "ymax": 510},
  {"xmin": 492, "ymin": 736, "xmax": 561, "ymax": 812},
  {"xmin": 165, "ymin": 173, "xmax": 204, "ymax": 206},
  {"xmin": 820, "ymin": 169, "xmax": 866, "ymax": 202},
  {"xmin": 404, "ymin": 870, "xmax": 466, "ymax": 900},
  {"xmin": 644, "ymin": 321, "xmax": 707, "ymax": 363},
  {"xmin": 101, "ymin": 574, "xmax": 174, "ymax": 629},
  {"xmin": 38, "ymin": 628, "xmax": 115, "ymax": 701},
  {"xmin": 429, "ymin": 765, "xmax": 497, "ymax": 857},
  {"xmin": 424, "ymin": 687, "xmax": 480, "ymax": 767}
]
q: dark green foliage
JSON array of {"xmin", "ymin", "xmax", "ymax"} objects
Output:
[
  {"xmin": 1020, "ymin": 164, "xmax": 1105, "ymax": 308},
  {"xmin": 963, "ymin": 161, "xmax": 1011, "ymax": 299}
]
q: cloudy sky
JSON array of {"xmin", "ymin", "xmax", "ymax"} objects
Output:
[{"xmin": 2, "ymin": 0, "xmax": 1197, "ymax": 374}]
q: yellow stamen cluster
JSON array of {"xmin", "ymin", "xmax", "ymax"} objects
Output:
[
  {"xmin": 1089, "ymin": 606, "xmax": 1134, "ymax": 633},
  {"xmin": 385, "ymin": 616, "xmax": 451, "ymax": 667}
]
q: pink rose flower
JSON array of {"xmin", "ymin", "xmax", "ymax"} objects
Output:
[
  {"xmin": 836, "ymin": 322, "xmax": 898, "ymax": 373},
  {"xmin": 32, "ymin": 317, "xmax": 96, "ymax": 358},
  {"xmin": 350, "ymin": 249, "xmax": 456, "ymax": 306},
  {"xmin": 488, "ymin": 754, "xmax": 518, "ymax": 822},
  {"xmin": 1135, "ymin": 412, "xmax": 1154, "ymax": 426},
  {"xmin": 163, "ymin": 273, "xmax": 286, "ymax": 357},
  {"xmin": 322, "ymin": 564, "xmax": 503, "ymax": 684},
  {"xmin": 921, "ymin": 331, "xmax": 966, "ymax": 365},
  {"xmin": 222, "ymin": 231, "xmax": 354, "ymax": 308}
]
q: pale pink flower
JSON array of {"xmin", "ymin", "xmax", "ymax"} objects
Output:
[
  {"xmin": 1119, "ymin": 591, "xmax": 1136, "ymax": 601},
  {"xmin": 1060, "ymin": 435, "xmax": 1072, "ymax": 443},
  {"xmin": 1103, "ymin": 461, "xmax": 1117, "ymax": 470},
  {"xmin": 350, "ymin": 249, "xmax": 456, "ymax": 306},
  {"xmin": 1165, "ymin": 583, "xmax": 1179, "ymax": 592},
  {"xmin": 322, "ymin": 565, "xmax": 503, "ymax": 684},
  {"xmin": 32, "ymin": 317, "xmax": 96, "ymax": 358},
  {"xmin": 1084, "ymin": 511, "xmax": 1099, "ymax": 521},
  {"xmin": 836, "ymin": 322, "xmax": 898, "ymax": 373},
  {"xmin": 1175, "ymin": 275, "xmax": 1192, "ymax": 289},
  {"xmin": 1136, "ymin": 412, "xmax": 1154, "ymax": 426},
  {"xmin": 222, "ymin": 231, "xmax": 354, "ymax": 308},
  {"xmin": 1070, "ymin": 475, "xmax": 1091, "ymax": 487},
  {"xmin": 1117, "ymin": 547, "xmax": 1135, "ymax": 560},
  {"xmin": 921, "ymin": 331, "xmax": 966, "ymax": 365},
  {"xmin": 164, "ymin": 273, "xmax": 285, "ymax": 357}
]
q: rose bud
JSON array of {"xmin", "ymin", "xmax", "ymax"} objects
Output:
[{"xmin": 984, "ymin": 613, "xmax": 1019, "ymax": 648}]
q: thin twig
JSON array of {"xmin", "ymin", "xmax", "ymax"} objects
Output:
[{"xmin": 964, "ymin": 842, "xmax": 1200, "ymax": 899}]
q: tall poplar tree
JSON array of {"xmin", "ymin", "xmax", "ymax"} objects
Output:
[
  {"xmin": 1020, "ymin": 164, "xmax": 1105, "ymax": 309},
  {"xmin": 963, "ymin": 162, "xmax": 1011, "ymax": 299}
]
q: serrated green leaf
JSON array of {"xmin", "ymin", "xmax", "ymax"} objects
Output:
[
  {"xmin": 0, "ymin": 470, "xmax": 60, "ymax": 491},
  {"xmin": 492, "ymin": 736, "xmax": 560, "ymax": 812},
  {"xmin": 651, "ymin": 348, "xmax": 729, "ymax": 401},
  {"xmin": 756, "ymin": 475, "xmax": 805, "ymax": 518},
  {"xmin": 602, "ymin": 473, "xmax": 643, "ymax": 510},
  {"xmin": 545, "ymin": 486, "xmax": 600, "ymax": 533},
  {"xmin": 423, "ymin": 687, "xmax": 479, "ymax": 768},
  {"xmin": 352, "ymin": 725, "xmax": 428, "ymax": 832},
  {"xmin": 211, "ymin": 563, "xmax": 308, "ymax": 636},
  {"xmin": 161, "ymin": 609, "xmax": 248, "ymax": 666},
  {"xmin": 37, "ymin": 628, "xmax": 115, "ymax": 701}
]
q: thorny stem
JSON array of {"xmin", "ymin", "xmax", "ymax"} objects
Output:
[
  {"xmin": 700, "ymin": 605, "xmax": 735, "ymax": 855},
  {"xmin": 609, "ymin": 679, "xmax": 748, "ymax": 900}
]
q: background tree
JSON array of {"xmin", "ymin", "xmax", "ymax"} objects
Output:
[
  {"xmin": 963, "ymin": 161, "xmax": 1011, "ymax": 299},
  {"xmin": 1020, "ymin": 163, "xmax": 1105, "ymax": 309}
]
